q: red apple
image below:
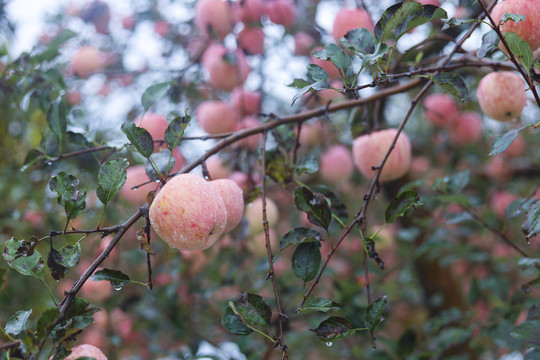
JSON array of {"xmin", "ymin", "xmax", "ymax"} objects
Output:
[
  {"xmin": 423, "ymin": 93, "xmax": 459, "ymax": 127},
  {"xmin": 266, "ymin": 0, "xmax": 296, "ymax": 29},
  {"xmin": 231, "ymin": 87, "xmax": 262, "ymax": 115},
  {"xmin": 119, "ymin": 165, "xmax": 156, "ymax": 205},
  {"xmin": 70, "ymin": 46, "xmax": 105, "ymax": 78},
  {"xmin": 491, "ymin": 0, "xmax": 540, "ymax": 51},
  {"xmin": 238, "ymin": 26, "xmax": 265, "ymax": 55},
  {"xmin": 477, "ymin": 71, "xmax": 526, "ymax": 122},
  {"xmin": 319, "ymin": 145, "xmax": 354, "ymax": 183},
  {"xmin": 195, "ymin": 0, "xmax": 235, "ymax": 40},
  {"xmin": 294, "ymin": 31, "xmax": 315, "ymax": 56},
  {"xmin": 196, "ymin": 100, "xmax": 239, "ymax": 134},
  {"xmin": 332, "ymin": 8, "xmax": 374, "ymax": 42},
  {"xmin": 202, "ymin": 44, "xmax": 251, "ymax": 91},
  {"xmin": 448, "ymin": 111, "xmax": 483, "ymax": 145}
]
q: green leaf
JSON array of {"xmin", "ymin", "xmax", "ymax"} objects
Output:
[
  {"xmin": 121, "ymin": 122, "xmax": 154, "ymax": 158},
  {"xmin": 288, "ymin": 78, "xmax": 312, "ymax": 89},
  {"xmin": 292, "ymin": 81, "xmax": 331, "ymax": 105},
  {"xmin": 374, "ymin": 1, "xmax": 447, "ymax": 43},
  {"xmin": 342, "ymin": 28, "xmax": 375, "ymax": 54},
  {"xmin": 442, "ymin": 17, "xmax": 480, "ymax": 30},
  {"xmin": 292, "ymin": 242, "xmax": 321, "ymax": 282},
  {"xmin": 142, "ymin": 82, "xmax": 171, "ymax": 111},
  {"xmin": 385, "ymin": 190, "xmax": 422, "ymax": 223},
  {"xmin": 295, "ymin": 153, "xmax": 319, "ymax": 175},
  {"xmin": 325, "ymin": 44, "xmax": 351, "ymax": 70},
  {"xmin": 431, "ymin": 73, "xmax": 468, "ymax": 102},
  {"xmin": 3, "ymin": 238, "xmax": 44, "ymax": 280},
  {"xmin": 38, "ymin": 29, "xmax": 77, "ymax": 62},
  {"xmin": 511, "ymin": 320, "xmax": 540, "ymax": 346},
  {"xmin": 91, "ymin": 268, "xmax": 131, "ymax": 290},
  {"xmin": 280, "ymin": 227, "xmax": 324, "ymax": 251},
  {"xmin": 503, "ymin": 32, "xmax": 533, "ymax": 73},
  {"xmin": 222, "ymin": 305, "xmax": 253, "ymax": 336},
  {"xmin": 294, "ymin": 186, "xmax": 332, "ymax": 229},
  {"xmin": 312, "ymin": 185, "xmax": 349, "ymax": 225},
  {"xmin": 396, "ymin": 328, "xmax": 417, "ymax": 358},
  {"xmin": 48, "ymin": 171, "xmax": 87, "ymax": 219},
  {"xmin": 235, "ymin": 293, "xmax": 272, "ymax": 328},
  {"xmin": 500, "ymin": 13, "xmax": 526, "ymax": 24},
  {"xmin": 522, "ymin": 201, "xmax": 540, "ymax": 240},
  {"xmin": 164, "ymin": 114, "xmax": 190, "ymax": 152},
  {"xmin": 21, "ymin": 149, "xmax": 44, "ymax": 171},
  {"xmin": 264, "ymin": 149, "xmax": 293, "ymax": 186},
  {"xmin": 489, "ymin": 126, "xmax": 528, "ymax": 156},
  {"xmin": 47, "ymin": 98, "xmax": 68, "ymax": 146},
  {"xmin": 478, "ymin": 30, "xmax": 499, "ymax": 58},
  {"xmin": 432, "ymin": 170, "xmax": 470, "ymax": 194},
  {"xmin": 364, "ymin": 296, "xmax": 388, "ymax": 332},
  {"xmin": 57, "ymin": 242, "xmax": 81, "ymax": 269},
  {"xmin": 146, "ymin": 149, "xmax": 174, "ymax": 180},
  {"xmin": 36, "ymin": 308, "xmax": 60, "ymax": 340},
  {"xmin": 310, "ymin": 316, "xmax": 358, "ymax": 341},
  {"xmin": 5, "ymin": 309, "xmax": 32, "ymax": 336},
  {"xmin": 96, "ymin": 159, "xmax": 129, "ymax": 205},
  {"xmin": 307, "ymin": 63, "xmax": 329, "ymax": 83},
  {"xmin": 301, "ymin": 297, "xmax": 342, "ymax": 313}
]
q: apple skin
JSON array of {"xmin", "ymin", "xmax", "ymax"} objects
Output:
[
  {"xmin": 209, "ymin": 179, "xmax": 244, "ymax": 232},
  {"xmin": 310, "ymin": 47, "xmax": 340, "ymax": 79},
  {"xmin": 206, "ymin": 156, "xmax": 230, "ymax": 179},
  {"xmin": 477, "ymin": 71, "xmax": 526, "ymax": 122},
  {"xmin": 238, "ymin": 0, "xmax": 266, "ymax": 23},
  {"xmin": 70, "ymin": 46, "xmax": 104, "ymax": 77},
  {"xmin": 231, "ymin": 87, "xmax": 262, "ymax": 116},
  {"xmin": 135, "ymin": 113, "xmax": 169, "ymax": 151},
  {"xmin": 202, "ymin": 44, "xmax": 251, "ymax": 91},
  {"xmin": 119, "ymin": 166, "xmax": 156, "ymax": 205},
  {"xmin": 319, "ymin": 145, "xmax": 354, "ymax": 184},
  {"xmin": 294, "ymin": 31, "xmax": 315, "ymax": 56},
  {"xmin": 448, "ymin": 111, "xmax": 483, "ymax": 145},
  {"xmin": 491, "ymin": 191, "xmax": 519, "ymax": 219},
  {"xmin": 423, "ymin": 93, "xmax": 459, "ymax": 127},
  {"xmin": 196, "ymin": 100, "xmax": 239, "ymax": 134},
  {"xmin": 80, "ymin": 278, "xmax": 112, "ymax": 303},
  {"xmin": 491, "ymin": 0, "xmax": 540, "ymax": 51},
  {"xmin": 332, "ymin": 8, "xmax": 374, "ymax": 42},
  {"xmin": 149, "ymin": 174, "xmax": 228, "ymax": 251},
  {"xmin": 352, "ymin": 128, "xmax": 412, "ymax": 182},
  {"xmin": 195, "ymin": 0, "xmax": 235, "ymax": 40},
  {"xmin": 64, "ymin": 344, "xmax": 108, "ymax": 360},
  {"xmin": 245, "ymin": 197, "xmax": 279, "ymax": 235},
  {"xmin": 238, "ymin": 26, "xmax": 265, "ymax": 55},
  {"xmin": 266, "ymin": 0, "xmax": 297, "ymax": 29}
]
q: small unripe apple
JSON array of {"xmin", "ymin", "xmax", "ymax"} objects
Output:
[
  {"xmin": 332, "ymin": 8, "xmax": 374, "ymax": 42},
  {"xmin": 135, "ymin": 113, "xmax": 169, "ymax": 151},
  {"xmin": 477, "ymin": 71, "xmax": 526, "ymax": 122},
  {"xmin": 238, "ymin": 26, "xmax": 265, "ymax": 55},
  {"xmin": 266, "ymin": 0, "xmax": 296, "ymax": 29},
  {"xmin": 231, "ymin": 87, "xmax": 262, "ymax": 116},
  {"xmin": 245, "ymin": 197, "xmax": 279, "ymax": 235},
  {"xmin": 294, "ymin": 31, "xmax": 315, "ymax": 56},
  {"xmin": 70, "ymin": 46, "xmax": 104, "ymax": 77},
  {"xmin": 202, "ymin": 44, "xmax": 251, "ymax": 91},
  {"xmin": 448, "ymin": 111, "xmax": 483, "ymax": 145},
  {"xmin": 119, "ymin": 165, "xmax": 155, "ymax": 205},
  {"xmin": 195, "ymin": 0, "xmax": 235, "ymax": 40},
  {"xmin": 196, "ymin": 100, "xmax": 239, "ymax": 134},
  {"xmin": 319, "ymin": 145, "xmax": 354, "ymax": 183},
  {"xmin": 149, "ymin": 174, "xmax": 228, "ymax": 251},
  {"xmin": 352, "ymin": 128, "xmax": 412, "ymax": 182},
  {"xmin": 209, "ymin": 179, "xmax": 244, "ymax": 232},
  {"xmin": 423, "ymin": 93, "xmax": 459, "ymax": 127},
  {"xmin": 491, "ymin": 0, "xmax": 540, "ymax": 51},
  {"xmin": 64, "ymin": 344, "xmax": 108, "ymax": 360}
]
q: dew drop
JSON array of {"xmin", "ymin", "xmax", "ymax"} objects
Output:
[
  {"xmin": 46, "ymin": 161, "xmax": 53, "ymax": 166},
  {"xmin": 326, "ymin": 342, "xmax": 333, "ymax": 347}
]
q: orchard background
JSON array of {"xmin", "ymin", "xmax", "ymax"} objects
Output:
[{"xmin": 0, "ymin": 0, "xmax": 539, "ymax": 359}]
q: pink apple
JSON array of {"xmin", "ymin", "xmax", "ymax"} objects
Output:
[
  {"xmin": 119, "ymin": 165, "xmax": 156, "ymax": 205},
  {"xmin": 195, "ymin": 0, "xmax": 235, "ymax": 40},
  {"xmin": 491, "ymin": 191, "xmax": 519, "ymax": 219},
  {"xmin": 266, "ymin": 0, "xmax": 296, "ymax": 29},
  {"xmin": 64, "ymin": 344, "xmax": 107, "ymax": 360},
  {"xmin": 423, "ymin": 93, "xmax": 459, "ymax": 127},
  {"xmin": 310, "ymin": 46, "xmax": 340, "ymax": 79},
  {"xmin": 318, "ymin": 80, "xmax": 346, "ymax": 103},
  {"xmin": 238, "ymin": 0, "xmax": 266, "ymax": 23},
  {"xmin": 332, "ymin": 8, "xmax": 374, "ymax": 42},
  {"xmin": 209, "ymin": 179, "xmax": 244, "ymax": 232},
  {"xmin": 245, "ymin": 197, "xmax": 279, "ymax": 235},
  {"xmin": 477, "ymin": 71, "xmax": 526, "ymax": 122},
  {"xmin": 319, "ymin": 145, "xmax": 354, "ymax": 183},
  {"xmin": 491, "ymin": 0, "xmax": 540, "ymax": 51},
  {"xmin": 419, "ymin": 0, "xmax": 441, "ymax": 6},
  {"xmin": 66, "ymin": 90, "xmax": 82, "ymax": 106},
  {"xmin": 238, "ymin": 26, "xmax": 265, "ymax": 55},
  {"xmin": 196, "ymin": 100, "xmax": 239, "ymax": 134},
  {"xmin": 80, "ymin": 278, "xmax": 112, "ymax": 303},
  {"xmin": 149, "ymin": 174, "xmax": 228, "ymax": 251},
  {"xmin": 206, "ymin": 156, "xmax": 230, "ymax": 179},
  {"xmin": 294, "ymin": 31, "xmax": 315, "ymax": 56},
  {"xmin": 135, "ymin": 113, "xmax": 169, "ymax": 150},
  {"xmin": 236, "ymin": 116, "xmax": 262, "ymax": 149},
  {"xmin": 202, "ymin": 44, "xmax": 251, "ymax": 91},
  {"xmin": 352, "ymin": 129, "xmax": 412, "ymax": 182},
  {"xmin": 505, "ymin": 134, "xmax": 526, "ymax": 157},
  {"xmin": 122, "ymin": 15, "xmax": 137, "ymax": 30},
  {"xmin": 448, "ymin": 111, "xmax": 483, "ymax": 145},
  {"xmin": 231, "ymin": 87, "xmax": 262, "ymax": 116},
  {"xmin": 298, "ymin": 121, "xmax": 326, "ymax": 148},
  {"xmin": 154, "ymin": 20, "xmax": 171, "ymax": 37},
  {"xmin": 70, "ymin": 46, "xmax": 105, "ymax": 77}
]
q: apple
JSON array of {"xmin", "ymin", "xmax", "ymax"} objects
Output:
[
  {"xmin": 352, "ymin": 128, "xmax": 412, "ymax": 182},
  {"xmin": 419, "ymin": 0, "xmax": 441, "ymax": 6},
  {"xmin": 294, "ymin": 31, "xmax": 315, "ymax": 56},
  {"xmin": 319, "ymin": 145, "xmax": 354, "ymax": 183},
  {"xmin": 311, "ymin": 46, "xmax": 340, "ymax": 79},
  {"xmin": 205, "ymin": 156, "xmax": 230, "ymax": 179},
  {"xmin": 80, "ymin": 1, "xmax": 110, "ymax": 35},
  {"xmin": 154, "ymin": 20, "xmax": 171, "ymax": 37},
  {"xmin": 491, "ymin": 0, "xmax": 540, "ymax": 51},
  {"xmin": 202, "ymin": 44, "xmax": 251, "ymax": 91},
  {"xmin": 245, "ymin": 197, "xmax": 279, "ymax": 235},
  {"xmin": 236, "ymin": 116, "xmax": 262, "ymax": 149},
  {"xmin": 135, "ymin": 113, "xmax": 169, "ymax": 151},
  {"xmin": 230, "ymin": 171, "xmax": 260, "ymax": 190},
  {"xmin": 477, "ymin": 71, "xmax": 526, "ymax": 122},
  {"xmin": 66, "ymin": 90, "xmax": 82, "ymax": 106},
  {"xmin": 122, "ymin": 15, "xmax": 137, "ymax": 30},
  {"xmin": 332, "ymin": 8, "xmax": 374, "ymax": 42},
  {"xmin": 80, "ymin": 278, "xmax": 112, "ymax": 303},
  {"xmin": 491, "ymin": 191, "xmax": 519, "ymax": 219},
  {"xmin": 64, "ymin": 344, "xmax": 107, "ymax": 360},
  {"xmin": 238, "ymin": 0, "xmax": 266, "ymax": 24},
  {"xmin": 238, "ymin": 26, "xmax": 265, "ymax": 55},
  {"xmin": 266, "ymin": 0, "xmax": 296, "ymax": 29},
  {"xmin": 298, "ymin": 121, "xmax": 326, "ymax": 148},
  {"xmin": 70, "ymin": 46, "xmax": 104, "ymax": 77},
  {"xmin": 448, "ymin": 111, "xmax": 483, "ymax": 145},
  {"xmin": 231, "ymin": 87, "xmax": 262, "ymax": 116},
  {"xmin": 149, "ymin": 174, "xmax": 228, "ymax": 251},
  {"xmin": 119, "ymin": 165, "xmax": 156, "ymax": 205},
  {"xmin": 505, "ymin": 133, "xmax": 526, "ymax": 157},
  {"xmin": 196, "ymin": 100, "xmax": 239, "ymax": 134},
  {"xmin": 317, "ymin": 80, "xmax": 346, "ymax": 103},
  {"xmin": 209, "ymin": 179, "xmax": 244, "ymax": 232},
  {"xmin": 423, "ymin": 93, "xmax": 459, "ymax": 127},
  {"xmin": 195, "ymin": 0, "xmax": 235, "ymax": 40}
]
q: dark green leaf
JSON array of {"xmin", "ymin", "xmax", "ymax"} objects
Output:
[
  {"xmin": 312, "ymin": 185, "xmax": 349, "ymax": 225},
  {"xmin": 396, "ymin": 328, "xmax": 416, "ymax": 357},
  {"xmin": 164, "ymin": 114, "xmax": 190, "ymax": 152},
  {"xmin": 236, "ymin": 292, "xmax": 272, "ymax": 328},
  {"xmin": 522, "ymin": 201, "xmax": 540, "ymax": 240},
  {"xmin": 288, "ymin": 78, "xmax": 312, "ymax": 89},
  {"xmin": 291, "ymin": 82, "xmax": 331, "ymax": 105},
  {"xmin": 385, "ymin": 190, "xmax": 422, "ymax": 223},
  {"xmin": 280, "ymin": 227, "xmax": 324, "ymax": 251},
  {"xmin": 506, "ymin": 198, "xmax": 537, "ymax": 219},
  {"xmin": 21, "ymin": 149, "xmax": 44, "ymax": 171},
  {"xmin": 48, "ymin": 247, "xmax": 67, "ymax": 281},
  {"xmin": 271, "ymin": 124, "xmax": 296, "ymax": 152},
  {"xmin": 36, "ymin": 308, "xmax": 60, "ymax": 340},
  {"xmin": 342, "ymin": 28, "xmax": 375, "ymax": 54},
  {"xmin": 301, "ymin": 298, "xmax": 342, "ymax": 313},
  {"xmin": 3, "ymin": 238, "xmax": 44, "ymax": 280},
  {"xmin": 503, "ymin": 32, "xmax": 533, "ymax": 73},
  {"xmin": 146, "ymin": 149, "xmax": 175, "ymax": 180},
  {"xmin": 431, "ymin": 73, "xmax": 468, "ymax": 102},
  {"xmin": 432, "ymin": 170, "xmax": 470, "ymax": 194},
  {"xmin": 489, "ymin": 126, "xmax": 528, "ymax": 156},
  {"xmin": 142, "ymin": 82, "xmax": 171, "ymax": 111},
  {"xmin": 325, "ymin": 44, "xmax": 351, "ymax": 70},
  {"xmin": 307, "ymin": 64, "xmax": 329, "ymax": 83},
  {"xmin": 294, "ymin": 187, "xmax": 332, "ymax": 229},
  {"xmin": 5, "ymin": 310, "xmax": 32, "ymax": 336},
  {"xmin": 222, "ymin": 305, "xmax": 253, "ymax": 335},
  {"xmin": 91, "ymin": 268, "xmax": 130, "ymax": 290},
  {"xmin": 310, "ymin": 316, "xmax": 358, "ymax": 341},
  {"xmin": 478, "ymin": 30, "xmax": 499, "ymax": 58},
  {"xmin": 57, "ymin": 242, "xmax": 81, "ymax": 269},
  {"xmin": 292, "ymin": 242, "xmax": 321, "ymax": 282},
  {"xmin": 96, "ymin": 159, "xmax": 128, "ymax": 205},
  {"xmin": 442, "ymin": 17, "xmax": 480, "ymax": 30},
  {"xmin": 295, "ymin": 153, "xmax": 319, "ymax": 175},
  {"xmin": 47, "ymin": 98, "xmax": 67, "ymax": 146},
  {"xmin": 48, "ymin": 171, "xmax": 87, "ymax": 219},
  {"xmin": 121, "ymin": 122, "xmax": 154, "ymax": 158},
  {"xmin": 364, "ymin": 296, "xmax": 388, "ymax": 332},
  {"xmin": 500, "ymin": 13, "xmax": 526, "ymax": 24},
  {"xmin": 511, "ymin": 320, "xmax": 540, "ymax": 346},
  {"xmin": 265, "ymin": 149, "xmax": 294, "ymax": 186}
]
